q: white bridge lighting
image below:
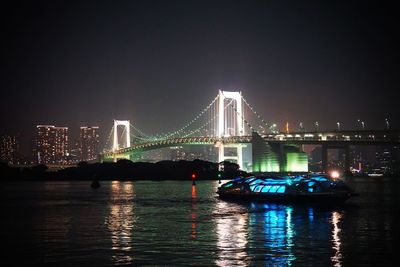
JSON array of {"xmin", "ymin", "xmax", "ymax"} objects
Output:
[{"xmin": 113, "ymin": 120, "xmax": 130, "ymax": 152}]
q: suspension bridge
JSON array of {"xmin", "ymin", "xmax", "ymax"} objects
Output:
[{"xmin": 101, "ymin": 90, "xmax": 399, "ymax": 173}]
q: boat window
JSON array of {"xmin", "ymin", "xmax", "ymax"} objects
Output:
[
  {"xmin": 261, "ymin": 185, "xmax": 271, "ymax": 193},
  {"xmin": 269, "ymin": 185, "xmax": 279, "ymax": 193},
  {"xmin": 242, "ymin": 176, "xmax": 339, "ymax": 193},
  {"xmin": 277, "ymin": 186, "xmax": 286, "ymax": 193},
  {"xmin": 311, "ymin": 176, "xmax": 329, "ymax": 182},
  {"xmin": 254, "ymin": 185, "xmax": 263, "ymax": 192},
  {"xmin": 245, "ymin": 177, "xmax": 256, "ymax": 183},
  {"xmin": 223, "ymin": 182, "xmax": 234, "ymax": 188},
  {"xmin": 249, "ymin": 179, "xmax": 264, "ymax": 186}
]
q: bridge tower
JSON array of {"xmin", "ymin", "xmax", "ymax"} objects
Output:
[
  {"xmin": 218, "ymin": 90, "xmax": 244, "ymax": 137},
  {"xmin": 216, "ymin": 90, "xmax": 246, "ymax": 169},
  {"xmin": 113, "ymin": 120, "xmax": 131, "ymax": 151}
]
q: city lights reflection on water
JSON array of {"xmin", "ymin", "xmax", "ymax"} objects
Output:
[
  {"xmin": 106, "ymin": 181, "xmax": 136, "ymax": 265},
  {"xmin": 215, "ymin": 200, "xmax": 249, "ymax": 266},
  {"xmin": 331, "ymin": 211, "xmax": 343, "ymax": 266}
]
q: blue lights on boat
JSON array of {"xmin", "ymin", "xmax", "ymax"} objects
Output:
[
  {"xmin": 218, "ymin": 175, "xmax": 358, "ymax": 203},
  {"xmin": 245, "ymin": 177, "xmax": 291, "ymax": 194},
  {"xmin": 218, "ymin": 174, "xmax": 358, "ymax": 203},
  {"xmin": 277, "ymin": 186, "xmax": 286, "ymax": 193}
]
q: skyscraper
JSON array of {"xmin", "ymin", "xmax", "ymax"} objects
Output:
[
  {"xmin": 375, "ymin": 146, "xmax": 399, "ymax": 175},
  {"xmin": 78, "ymin": 126, "xmax": 100, "ymax": 161},
  {"xmin": 0, "ymin": 134, "xmax": 19, "ymax": 164},
  {"xmin": 35, "ymin": 125, "xmax": 69, "ymax": 164}
]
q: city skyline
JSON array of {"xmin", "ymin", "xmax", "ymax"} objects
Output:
[{"xmin": 1, "ymin": 1, "xmax": 399, "ymax": 142}]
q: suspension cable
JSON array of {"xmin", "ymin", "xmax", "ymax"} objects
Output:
[
  {"xmin": 104, "ymin": 125, "xmax": 114, "ymax": 151},
  {"xmin": 181, "ymin": 98, "xmax": 235, "ymax": 138},
  {"xmin": 241, "ymin": 96, "xmax": 270, "ymax": 130},
  {"xmin": 224, "ymin": 97, "xmax": 256, "ymax": 134},
  {"xmin": 129, "ymin": 122, "xmax": 151, "ymax": 138},
  {"xmin": 156, "ymin": 94, "xmax": 219, "ymax": 139}
]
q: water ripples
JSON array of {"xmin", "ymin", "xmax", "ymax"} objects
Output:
[{"xmin": 1, "ymin": 178, "xmax": 398, "ymax": 266}]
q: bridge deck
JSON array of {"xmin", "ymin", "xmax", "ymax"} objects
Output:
[{"xmin": 103, "ymin": 130, "xmax": 399, "ymax": 158}]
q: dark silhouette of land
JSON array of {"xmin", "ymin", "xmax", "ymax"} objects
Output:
[{"xmin": 0, "ymin": 159, "xmax": 248, "ymax": 181}]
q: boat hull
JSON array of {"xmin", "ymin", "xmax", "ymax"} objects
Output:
[{"xmin": 218, "ymin": 191, "xmax": 357, "ymax": 204}]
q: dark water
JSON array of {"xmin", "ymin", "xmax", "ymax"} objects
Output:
[{"xmin": 1, "ymin": 177, "xmax": 398, "ymax": 266}]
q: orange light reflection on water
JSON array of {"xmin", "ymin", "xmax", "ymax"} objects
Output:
[{"xmin": 191, "ymin": 185, "xmax": 197, "ymax": 239}]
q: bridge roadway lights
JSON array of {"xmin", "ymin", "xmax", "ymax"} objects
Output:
[{"xmin": 104, "ymin": 128, "xmax": 399, "ymax": 171}]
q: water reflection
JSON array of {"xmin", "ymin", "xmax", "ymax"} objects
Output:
[
  {"xmin": 285, "ymin": 206, "xmax": 295, "ymax": 262},
  {"xmin": 249, "ymin": 203, "xmax": 296, "ymax": 266},
  {"xmin": 106, "ymin": 181, "xmax": 136, "ymax": 265},
  {"xmin": 215, "ymin": 201, "xmax": 249, "ymax": 266},
  {"xmin": 330, "ymin": 211, "xmax": 343, "ymax": 267},
  {"xmin": 191, "ymin": 185, "xmax": 197, "ymax": 239},
  {"xmin": 308, "ymin": 207, "xmax": 314, "ymax": 222},
  {"xmin": 4, "ymin": 179, "xmax": 397, "ymax": 265},
  {"xmin": 213, "ymin": 197, "xmax": 348, "ymax": 266}
]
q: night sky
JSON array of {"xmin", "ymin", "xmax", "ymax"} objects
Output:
[{"xmin": 1, "ymin": 0, "xmax": 399, "ymax": 147}]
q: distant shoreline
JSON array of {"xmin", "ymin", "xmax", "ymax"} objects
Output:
[
  {"xmin": 1, "ymin": 159, "xmax": 247, "ymax": 181},
  {"xmin": 3, "ymin": 161, "xmax": 399, "ymax": 182}
]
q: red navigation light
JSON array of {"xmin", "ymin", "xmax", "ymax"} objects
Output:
[{"xmin": 191, "ymin": 173, "xmax": 197, "ymax": 179}]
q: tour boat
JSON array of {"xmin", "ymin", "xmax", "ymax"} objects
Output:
[{"xmin": 217, "ymin": 174, "xmax": 358, "ymax": 204}]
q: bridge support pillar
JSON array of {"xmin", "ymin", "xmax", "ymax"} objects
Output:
[
  {"xmin": 237, "ymin": 145, "xmax": 243, "ymax": 171},
  {"xmin": 321, "ymin": 144, "xmax": 352, "ymax": 175},
  {"xmin": 278, "ymin": 143, "xmax": 285, "ymax": 172},
  {"xmin": 218, "ymin": 144, "xmax": 224, "ymax": 164},
  {"xmin": 344, "ymin": 145, "xmax": 351, "ymax": 176},
  {"xmin": 216, "ymin": 142, "xmax": 244, "ymax": 170},
  {"xmin": 322, "ymin": 144, "xmax": 328, "ymax": 173},
  {"xmin": 112, "ymin": 153, "xmax": 130, "ymax": 162}
]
